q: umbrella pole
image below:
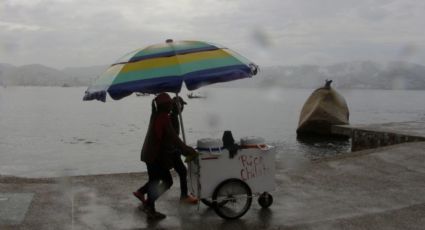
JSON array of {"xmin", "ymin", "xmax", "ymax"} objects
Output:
[
  {"xmin": 176, "ymin": 92, "xmax": 200, "ymax": 206},
  {"xmin": 176, "ymin": 93, "xmax": 186, "ymax": 144}
]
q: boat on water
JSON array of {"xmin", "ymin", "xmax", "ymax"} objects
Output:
[
  {"xmin": 187, "ymin": 92, "xmax": 207, "ymax": 99},
  {"xmin": 296, "ymin": 80, "xmax": 349, "ymax": 137}
]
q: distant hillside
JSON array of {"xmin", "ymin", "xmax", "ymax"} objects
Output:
[
  {"xmin": 251, "ymin": 61, "xmax": 425, "ymax": 90},
  {"xmin": 62, "ymin": 65, "xmax": 108, "ymax": 85},
  {"xmin": 0, "ymin": 64, "xmax": 107, "ymax": 87},
  {"xmin": 1, "ymin": 61, "xmax": 424, "ymax": 89},
  {"xmin": 1, "ymin": 64, "xmax": 69, "ymax": 86}
]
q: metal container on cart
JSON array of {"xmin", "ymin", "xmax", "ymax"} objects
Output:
[{"xmin": 188, "ymin": 135, "xmax": 275, "ymax": 219}]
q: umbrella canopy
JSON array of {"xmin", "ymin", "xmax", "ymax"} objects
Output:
[{"xmin": 83, "ymin": 39, "xmax": 258, "ymax": 102}]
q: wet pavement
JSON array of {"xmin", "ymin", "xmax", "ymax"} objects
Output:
[{"xmin": 1, "ymin": 141, "xmax": 425, "ymax": 229}]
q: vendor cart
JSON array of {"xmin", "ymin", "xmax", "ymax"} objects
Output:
[{"xmin": 188, "ymin": 134, "xmax": 276, "ymax": 219}]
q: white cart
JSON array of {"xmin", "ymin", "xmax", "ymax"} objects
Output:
[{"xmin": 188, "ymin": 136, "xmax": 275, "ymax": 219}]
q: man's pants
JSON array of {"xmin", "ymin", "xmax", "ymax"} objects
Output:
[
  {"xmin": 172, "ymin": 152, "xmax": 188, "ymax": 198},
  {"xmin": 138, "ymin": 162, "xmax": 173, "ymax": 208}
]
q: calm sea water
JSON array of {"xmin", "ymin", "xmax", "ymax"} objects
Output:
[{"xmin": 1, "ymin": 86, "xmax": 425, "ymax": 178}]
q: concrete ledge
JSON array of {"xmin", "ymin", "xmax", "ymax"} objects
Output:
[{"xmin": 332, "ymin": 121, "xmax": 425, "ymax": 151}]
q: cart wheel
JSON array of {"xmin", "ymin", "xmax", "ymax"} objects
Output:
[
  {"xmin": 212, "ymin": 178, "xmax": 252, "ymax": 219},
  {"xmin": 201, "ymin": 198, "xmax": 213, "ymax": 207},
  {"xmin": 258, "ymin": 192, "xmax": 273, "ymax": 208}
]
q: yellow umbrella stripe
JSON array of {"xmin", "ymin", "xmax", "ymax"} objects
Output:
[{"xmin": 120, "ymin": 49, "xmax": 232, "ymax": 74}]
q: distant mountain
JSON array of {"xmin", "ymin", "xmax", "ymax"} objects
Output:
[
  {"xmin": 2, "ymin": 64, "xmax": 69, "ymax": 86},
  {"xmin": 229, "ymin": 61, "xmax": 425, "ymax": 90},
  {"xmin": 62, "ymin": 65, "xmax": 108, "ymax": 85},
  {"xmin": 1, "ymin": 61, "xmax": 424, "ymax": 89},
  {"xmin": 0, "ymin": 64, "xmax": 107, "ymax": 87}
]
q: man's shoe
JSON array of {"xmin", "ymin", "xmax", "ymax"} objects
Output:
[
  {"xmin": 180, "ymin": 194, "xmax": 198, "ymax": 204},
  {"xmin": 133, "ymin": 191, "xmax": 147, "ymax": 204},
  {"xmin": 144, "ymin": 206, "xmax": 166, "ymax": 220}
]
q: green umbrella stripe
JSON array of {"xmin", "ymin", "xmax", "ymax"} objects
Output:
[{"xmin": 111, "ymin": 66, "xmax": 182, "ymax": 85}]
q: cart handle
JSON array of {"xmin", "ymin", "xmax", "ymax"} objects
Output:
[
  {"xmin": 259, "ymin": 144, "xmax": 274, "ymax": 151},
  {"xmin": 241, "ymin": 144, "xmax": 274, "ymax": 151}
]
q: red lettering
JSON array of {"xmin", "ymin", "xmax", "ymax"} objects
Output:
[
  {"xmin": 254, "ymin": 156, "xmax": 260, "ymax": 165},
  {"xmin": 240, "ymin": 168, "xmax": 247, "ymax": 180},
  {"xmin": 240, "ymin": 155, "xmax": 247, "ymax": 167},
  {"xmin": 240, "ymin": 155, "xmax": 268, "ymax": 181}
]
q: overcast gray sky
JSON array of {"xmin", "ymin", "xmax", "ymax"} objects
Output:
[{"xmin": 1, "ymin": 0, "xmax": 424, "ymax": 69}]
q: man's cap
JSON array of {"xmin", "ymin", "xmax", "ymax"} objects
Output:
[{"xmin": 155, "ymin": 93, "xmax": 172, "ymax": 105}]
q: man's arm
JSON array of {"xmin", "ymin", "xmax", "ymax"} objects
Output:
[{"xmin": 165, "ymin": 122, "xmax": 196, "ymax": 156}]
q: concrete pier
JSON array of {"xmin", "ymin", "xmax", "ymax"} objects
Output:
[{"xmin": 332, "ymin": 121, "xmax": 425, "ymax": 151}]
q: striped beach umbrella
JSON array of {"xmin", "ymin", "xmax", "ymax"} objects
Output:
[{"xmin": 83, "ymin": 39, "xmax": 258, "ymax": 102}]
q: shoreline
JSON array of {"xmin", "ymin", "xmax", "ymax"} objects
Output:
[{"xmin": 0, "ymin": 171, "xmax": 149, "ymax": 183}]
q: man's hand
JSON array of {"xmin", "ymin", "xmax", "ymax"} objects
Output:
[
  {"xmin": 184, "ymin": 146, "xmax": 197, "ymax": 156},
  {"xmin": 184, "ymin": 146, "xmax": 199, "ymax": 162}
]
